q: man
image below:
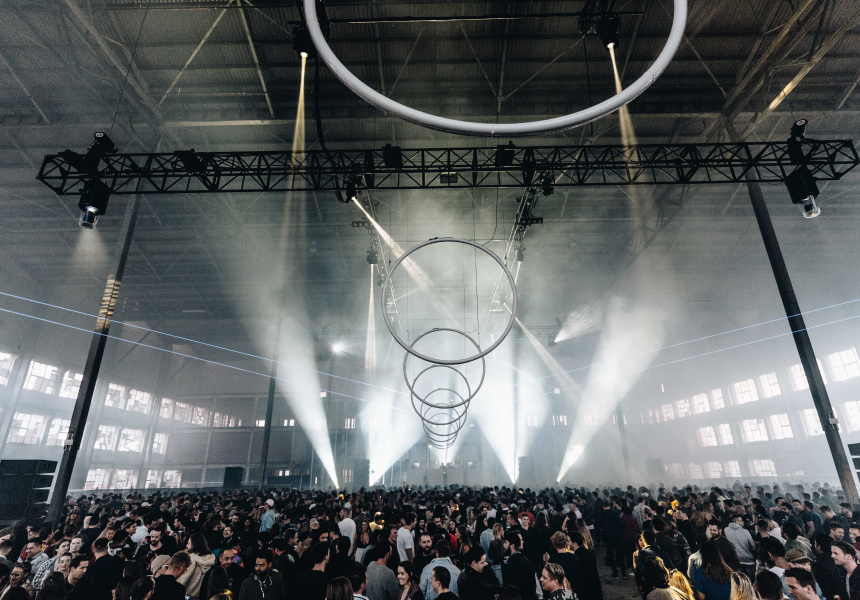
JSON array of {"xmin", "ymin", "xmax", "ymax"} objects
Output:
[
  {"xmin": 708, "ymin": 520, "xmax": 742, "ymax": 571},
  {"xmin": 431, "ymin": 566, "xmax": 459, "ymax": 600},
  {"xmin": 785, "ymin": 567, "xmax": 822, "ymax": 600},
  {"xmin": 541, "ymin": 563, "xmax": 574, "ymax": 600},
  {"xmin": 850, "ymin": 525, "xmax": 860, "ymax": 554},
  {"xmin": 654, "ymin": 516, "xmax": 691, "ymax": 574},
  {"xmin": 0, "ymin": 541, "xmax": 13, "ymax": 572},
  {"xmin": 724, "ymin": 514, "xmax": 757, "ymax": 579},
  {"xmin": 420, "ymin": 541, "xmax": 460, "ymax": 600},
  {"xmin": 296, "ymin": 542, "xmax": 329, "ymax": 600},
  {"xmin": 65, "ymin": 556, "xmax": 89, "ymax": 595},
  {"xmin": 755, "ymin": 569, "xmax": 786, "ymax": 600},
  {"xmin": 414, "ymin": 533, "xmax": 435, "ymax": 576},
  {"xmin": 68, "ymin": 536, "xmax": 83, "ymax": 558},
  {"xmin": 633, "ymin": 497, "xmax": 648, "ymax": 530},
  {"xmin": 219, "ymin": 525, "xmax": 240, "ymax": 551},
  {"xmin": 548, "ymin": 531, "xmax": 580, "ymax": 595},
  {"xmin": 238, "ymin": 549, "xmax": 285, "ymax": 600},
  {"xmin": 596, "ymin": 501, "xmax": 625, "ymax": 579},
  {"xmin": 152, "ymin": 552, "xmax": 190, "ymax": 600},
  {"xmin": 570, "ymin": 531, "xmax": 603, "ymax": 600},
  {"xmin": 635, "ymin": 529, "xmax": 674, "ymax": 593},
  {"xmin": 201, "ymin": 547, "xmax": 246, "ymax": 596},
  {"xmin": 273, "ymin": 532, "xmax": 299, "ymax": 589},
  {"xmin": 339, "ymin": 507, "xmax": 357, "ymax": 552},
  {"xmin": 820, "ymin": 505, "xmax": 850, "ymax": 540},
  {"xmin": 830, "ymin": 523, "xmax": 848, "ymax": 542},
  {"xmin": 832, "ymin": 540, "xmax": 860, "ymax": 600},
  {"xmin": 22, "ymin": 539, "xmax": 50, "ymax": 572},
  {"xmin": 479, "ymin": 518, "xmax": 494, "ymax": 556},
  {"xmin": 502, "ymin": 530, "xmax": 537, "ymax": 600},
  {"xmin": 456, "ymin": 547, "xmax": 500, "ymax": 600},
  {"xmin": 259, "ymin": 499, "xmax": 276, "ymax": 533},
  {"xmin": 136, "ymin": 527, "xmax": 172, "ymax": 563},
  {"xmin": 351, "ymin": 563, "xmax": 369, "ymax": 600},
  {"xmin": 86, "ymin": 537, "xmax": 125, "ymax": 600},
  {"xmin": 809, "ymin": 536, "xmax": 843, "ymax": 600},
  {"xmin": 366, "ymin": 542, "xmax": 400, "ymax": 600},
  {"xmin": 397, "ymin": 514, "xmax": 416, "ymax": 563}
]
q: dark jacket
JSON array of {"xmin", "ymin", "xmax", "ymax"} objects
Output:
[
  {"xmin": 635, "ymin": 546, "xmax": 675, "ymax": 591},
  {"xmin": 86, "ymin": 553, "xmax": 125, "ymax": 600},
  {"xmin": 238, "ymin": 570, "xmax": 286, "ymax": 600},
  {"xmin": 151, "ymin": 574, "xmax": 187, "ymax": 600},
  {"xmin": 574, "ymin": 546, "xmax": 604, "ymax": 600},
  {"xmin": 549, "ymin": 551, "xmax": 580, "ymax": 595},
  {"xmin": 503, "ymin": 552, "xmax": 537, "ymax": 600},
  {"xmin": 457, "ymin": 566, "xmax": 501, "ymax": 600},
  {"xmin": 596, "ymin": 509, "xmax": 623, "ymax": 541}
]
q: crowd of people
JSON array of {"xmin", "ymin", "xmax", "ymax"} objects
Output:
[{"xmin": 0, "ymin": 481, "xmax": 857, "ymax": 600}]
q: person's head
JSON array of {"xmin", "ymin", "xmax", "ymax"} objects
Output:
[
  {"xmin": 501, "ymin": 585, "xmax": 523, "ymax": 600},
  {"xmin": 56, "ymin": 552, "xmax": 72, "ymax": 573},
  {"xmin": 55, "ymin": 539, "xmax": 71, "ymax": 555},
  {"xmin": 829, "ymin": 522, "xmax": 845, "ymax": 541},
  {"xmin": 730, "ymin": 572, "xmax": 756, "ymax": 600},
  {"xmin": 708, "ymin": 521, "xmax": 723, "ymax": 539},
  {"xmin": 640, "ymin": 528, "xmax": 657, "ymax": 548},
  {"xmin": 550, "ymin": 531, "xmax": 569, "ymax": 552},
  {"xmin": 5, "ymin": 589, "xmax": 30, "ymax": 600},
  {"xmin": 149, "ymin": 529, "xmax": 161, "ymax": 545},
  {"xmin": 755, "ymin": 569, "xmax": 784, "ymax": 600},
  {"xmin": 669, "ymin": 569, "xmax": 695, "ymax": 600},
  {"xmin": 25, "ymin": 540, "xmax": 42, "ymax": 558},
  {"xmin": 700, "ymin": 541, "xmax": 732, "ymax": 584},
  {"xmin": 129, "ymin": 577, "xmax": 155, "ymax": 600},
  {"xmin": 350, "ymin": 563, "xmax": 367, "ymax": 595},
  {"xmin": 187, "ymin": 533, "xmax": 210, "ymax": 555},
  {"xmin": 9, "ymin": 565, "xmax": 26, "ymax": 587},
  {"xmin": 785, "ymin": 567, "xmax": 819, "ymax": 600},
  {"xmin": 92, "ymin": 537, "xmax": 109, "ymax": 556},
  {"xmin": 431, "ymin": 566, "xmax": 451, "ymax": 592},
  {"xmin": 435, "ymin": 540, "xmax": 452, "ymax": 559},
  {"xmin": 219, "ymin": 548, "xmax": 235, "ymax": 568},
  {"xmin": 397, "ymin": 562, "xmax": 415, "ymax": 587},
  {"xmin": 419, "ymin": 533, "xmax": 433, "ymax": 554},
  {"xmin": 851, "ymin": 525, "xmax": 860, "ymax": 544},
  {"xmin": 326, "ymin": 576, "xmax": 354, "ymax": 600},
  {"xmin": 167, "ymin": 552, "xmax": 191, "ymax": 578},
  {"xmin": 310, "ymin": 542, "xmax": 329, "ymax": 568},
  {"xmin": 504, "ymin": 530, "xmax": 522, "ymax": 553},
  {"xmin": 540, "ymin": 563, "xmax": 567, "ymax": 593},
  {"xmin": 68, "ymin": 556, "xmax": 89, "ymax": 583},
  {"xmin": 782, "ymin": 522, "xmax": 801, "ymax": 541},
  {"xmin": 568, "ymin": 531, "xmax": 584, "ymax": 550},
  {"xmin": 832, "ymin": 540, "xmax": 858, "ymax": 568},
  {"xmin": 466, "ymin": 547, "xmax": 487, "ymax": 573},
  {"xmin": 762, "ymin": 537, "xmax": 786, "ymax": 566},
  {"xmin": 642, "ymin": 557, "xmax": 670, "ymax": 592}
]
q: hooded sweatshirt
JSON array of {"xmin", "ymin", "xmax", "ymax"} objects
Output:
[{"xmin": 177, "ymin": 552, "xmax": 217, "ymax": 599}]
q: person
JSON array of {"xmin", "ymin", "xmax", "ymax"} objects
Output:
[
  {"xmin": 724, "ymin": 516, "xmax": 757, "ymax": 580},
  {"xmin": 31, "ymin": 539, "xmax": 70, "ymax": 594},
  {"xmin": 419, "ymin": 542, "xmax": 460, "ymax": 600},
  {"xmin": 669, "ymin": 569, "xmax": 695, "ymax": 600},
  {"xmin": 3, "ymin": 564, "xmax": 32, "ymax": 600},
  {"xmin": 296, "ymin": 543, "xmax": 329, "ymax": 600},
  {"xmin": 63, "ymin": 555, "xmax": 88, "ymax": 596},
  {"xmin": 708, "ymin": 522, "xmax": 741, "ymax": 572},
  {"xmin": 152, "ymin": 552, "xmax": 191, "ymax": 600},
  {"xmin": 784, "ymin": 568, "xmax": 821, "ymax": 600},
  {"xmin": 637, "ymin": 530, "xmax": 676, "ymax": 593},
  {"xmin": 623, "ymin": 506, "xmax": 642, "ymax": 573},
  {"xmin": 642, "ymin": 556, "xmax": 686, "ymax": 600},
  {"xmin": 488, "ymin": 525, "xmax": 505, "ymax": 585},
  {"xmin": 86, "ymin": 537, "xmax": 125, "ymax": 600},
  {"xmin": 502, "ymin": 530, "xmax": 537, "ymax": 600},
  {"xmin": 367, "ymin": 542, "xmax": 400, "ymax": 600},
  {"xmin": 175, "ymin": 533, "xmax": 215, "ymax": 599},
  {"xmin": 130, "ymin": 577, "xmax": 155, "ymax": 600},
  {"xmin": 540, "ymin": 563, "xmax": 573, "ymax": 600},
  {"xmin": 753, "ymin": 570, "xmax": 784, "ymax": 600},
  {"xmin": 693, "ymin": 542, "xmax": 732, "ymax": 600},
  {"xmin": 34, "ymin": 572, "xmax": 66, "ymax": 600},
  {"xmin": 200, "ymin": 547, "xmax": 245, "ymax": 597},
  {"xmin": 831, "ymin": 539, "xmax": 860, "ymax": 600},
  {"xmin": 597, "ymin": 501, "xmax": 625, "ymax": 579},
  {"xmin": 397, "ymin": 561, "xmax": 424, "ymax": 600},
  {"xmin": 569, "ymin": 531, "xmax": 602, "ymax": 600},
  {"xmin": 729, "ymin": 572, "xmax": 759, "ymax": 600},
  {"xmin": 414, "ymin": 534, "xmax": 435, "ymax": 579},
  {"xmin": 456, "ymin": 548, "xmax": 499, "ymax": 600},
  {"xmin": 430, "ymin": 567, "xmax": 459, "ymax": 600},
  {"xmin": 782, "ymin": 524, "xmax": 814, "ymax": 561},
  {"xmin": 259, "ymin": 499, "xmax": 276, "ymax": 533},
  {"xmin": 328, "ymin": 576, "xmax": 355, "ymax": 600},
  {"xmin": 23, "ymin": 539, "xmax": 50, "ymax": 573},
  {"xmin": 548, "ymin": 532, "xmax": 579, "ymax": 595},
  {"xmin": 352, "ymin": 563, "xmax": 370, "ymax": 600},
  {"xmin": 340, "ymin": 507, "xmax": 357, "ymax": 553},
  {"xmin": 398, "ymin": 515, "xmax": 417, "ymax": 564}
]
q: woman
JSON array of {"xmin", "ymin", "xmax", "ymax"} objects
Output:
[
  {"xmin": 693, "ymin": 542, "xmax": 732, "ymax": 600},
  {"xmin": 454, "ymin": 526, "xmax": 472, "ymax": 567},
  {"xmin": 642, "ymin": 557, "xmax": 674, "ymax": 600},
  {"xmin": 326, "ymin": 576, "xmax": 354, "ymax": 600},
  {"xmin": 576, "ymin": 519, "xmax": 595, "ymax": 551},
  {"xmin": 396, "ymin": 562, "xmax": 424, "ymax": 600},
  {"xmin": 531, "ymin": 513, "xmax": 553, "ymax": 560},
  {"xmin": 203, "ymin": 567, "xmax": 231, "ymax": 600},
  {"xmin": 34, "ymin": 572, "xmax": 66, "ymax": 600},
  {"xmin": 129, "ymin": 578, "xmax": 155, "ymax": 600},
  {"xmin": 327, "ymin": 537, "xmax": 355, "ymax": 581},
  {"xmin": 729, "ymin": 573, "xmax": 759, "ymax": 600},
  {"xmin": 176, "ymin": 533, "xmax": 216, "ymax": 599},
  {"xmin": 669, "ymin": 570, "xmax": 695, "ymax": 600},
  {"xmin": 354, "ymin": 530, "xmax": 372, "ymax": 564},
  {"xmin": 539, "ymin": 563, "xmax": 573, "ymax": 600},
  {"xmin": 31, "ymin": 540, "xmax": 71, "ymax": 594},
  {"xmin": 488, "ymin": 524, "xmax": 505, "ymax": 584}
]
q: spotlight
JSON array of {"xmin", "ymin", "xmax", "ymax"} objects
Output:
[
  {"xmin": 785, "ymin": 167, "xmax": 820, "ymax": 218},
  {"xmin": 351, "ymin": 220, "xmax": 368, "ymax": 228},
  {"xmin": 332, "ymin": 342, "xmax": 346, "ymax": 354},
  {"xmin": 77, "ymin": 180, "xmax": 110, "ymax": 229},
  {"xmin": 495, "ymin": 141, "xmax": 516, "ymax": 168},
  {"xmin": 541, "ymin": 174, "xmax": 555, "ymax": 197},
  {"xmin": 597, "ymin": 15, "xmax": 621, "ymax": 50},
  {"xmin": 292, "ymin": 25, "xmax": 316, "ymax": 58},
  {"xmin": 516, "ymin": 245, "xmax": 525, "ymax": 262},
  {"xmin": 382, "ymin": 144, "xmax": 403, "ymax": 169},
  {"xmin": 344, "ymin": 181, "xmax": 357, "ymax": 203},
  {"xmin": 366, "ymin": 244, "xmax": 379, "ymax": 265},
  {"xmin": 787, "ymin": 118, "xmax": 809, "ymax": 164}
]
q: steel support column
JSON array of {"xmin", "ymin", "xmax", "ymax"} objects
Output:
[
  {"xmin": 47, "ymin": 194, "xmax": 141, "ymax": 525},
  {"xmin": 259, "ymin": 316, "xmax": 282, "ymax": 489}
]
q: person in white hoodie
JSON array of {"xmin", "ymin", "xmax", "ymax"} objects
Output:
[
  {"xmin": 176, "ymin": 533, "xmax": 216, "ymax": 600},
  {"xmin": 724, "ymin": 515, "xmax": 757, "ymax": 580}
]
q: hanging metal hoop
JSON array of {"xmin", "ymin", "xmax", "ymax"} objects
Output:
[
  {"xmin": 403, "ymin": 329, "xmax": 487, "ymax": 407},
  {"xmin": 303, "ymin": 0, "xmax": 687, "ymax": 136}
]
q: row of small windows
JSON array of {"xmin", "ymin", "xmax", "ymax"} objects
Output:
[
  {"xmin": 695, "ymin": 409, "xmax": 829, "ymax": 448},
  {"xmin": 85, "ymin": 468, "xmax": 181, "ymax": 490},
  {"xmin": 6, "ymin": 412, "xmax": 167, "ymax": 454},
  {"xmin": 665, "ymin": 459, "xmax": 778, "ymax": 480}
]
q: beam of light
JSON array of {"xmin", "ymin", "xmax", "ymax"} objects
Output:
[
  {"xmin": 362, "ymin": 386, "xmax": 424, "ymax": 485},
  {"xmin": 471, "ymin": 342, "xmax": 517, "ymax": 483},
  {"xmin": 556, "ymin": 302, "xmax": 604, "ymax": 342},
  {"xmin": 72, "ymin": 228, "xmax": 109, "ymax": 273},
  {"xmin": 365, "ymin": 265, "xmax": 377, "ymax": 371},
  {"xmin": 557, "ymin": 296, "xmax": 666, "ymax": 482}
]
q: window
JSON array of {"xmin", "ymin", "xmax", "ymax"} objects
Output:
[
  {"xmin": 667, "ymin": 463, "xmax": 684, "ymax": 478},
  {"xmin": 152, "ymin": 433, "xmax": 168, "ymax": 454},
  {"xmin": 706, "ymin": 461, "xmax": 723, "ymax": 479},
  {"xmin": 159, "ymin": 398, "xmax": 174, "ymax": 419},
  {"xmin": 6, "ymin": 412, "xmax": 47, "ymax": 444},
  {"xmin": 344, "ymin": 418, "xmax": 356, "ymax": 429},
  {"xmin": 717, "ymin": 423, "xmax": 734, "ymax": 445},
  {"xmin": 725, "ymin": 460, "xmax": 742, "ymax": 478},
  {"xmin": 677, "ymin": 399, "xmax": 692, "ymax": 418},
  {"xmin": 213, "ymin": 413, "xmax": 229, "ymax": 427},
  {"xmin": 697, "ymin": 427, "xmax": 718, "ymax": 447},
  {"xmin": 58, "ymin": 371, "xmax": 83, "ymax": 399},
  {"xmin": 553, "ymin": 415, "xmax": 568, "ymax": 426},
  {"xmin": 740, "ymin": 418, "xmax": 769, "ymax": 443},
  {"xmin": 749, "ymin": 459, "xmax": 777, "ymax": 477},
  {"xmin": 800, "ymin": 409, "xmax": 824, "ymax": 436},
  {"xmin": 84, "ymin": 469, "xmax": 108, "ymax": 490},
  {"xmin": 527, "ymin": 415, "xmax": 539, "ymax": 427},
  {"xmin": 191, "ymin": 406, "xmax": 209, "ymax": 426},
  {"xmin": 145, "ymin": 470, "xmax": 160, "ymax": 488},
  {"xmin": 711, "ymin": 388, "xmax": 726, "ymax": 410},
  {"xmin": 105, "ymin": 383, "xmax": 125, "ymax": 408},
  {"xmin": 23, "ymin": 361, "xmax": 59, "ymax": 394},
  {"xmin": 689, "ymin": 463, "xmax": 704, "ymax": 480},
  {"xmin": 112, "ymin": 469, "xmax": 136, "ymax": 489},
  {"xmin": 162, "ymin": 470, "xmax": 182, "ymax": 488},
  {"xmin": 283, "ymin": 419, "xmax": 295, "ymax": 427},
  {"xmin": 45, "ymin": 418, "xmax": 71, "ymax": 446},
  {"xmin": 94, "ymin": 425, "xmax": 118, "ymax": 451},
  {"xmin": 173, "ymin": 402, "xmax": 191, "ymax": 423},
  {"xmin": 843, "ymin": 401, "xmax": 860, "ymax": 432},
  {"xmin": 314, "ymin": 419, "xmax": 326, "ymax": 430},
  {"xmin": 255, "ymin": 420, "xmax": 265, "ymax": 427},
  {"xmin": 789, "ymin": 364, "xmax": 809, "ymax": 391},
  {"xmin": 692, "ymin": 393, "xmax": 710, "ymax": 414},
  {"xmin": 342, "ymin": 469, "xmax": 353, "ymax": 483},
  {"xmin": 126, "ymin": 389, "xmax": 152, "ymax": 414},
  {"xmin": 118, "ymin": 428, "xmax": 145, "ymax": 452},
  {"xmin": 662, "ymin": 404, "xmax": 675, "ymax": 421},
  {"xmin": 583, "ymin": 414, "xmax": 598, "ymax": 426},
  {"xmin": 277, "ymin": 469, "xmax": 291, "ymax": 476},
  {"xmin": 769, "ymin": 414, "xmax": 794, "ymax": 439},
  {"xmin": 0, "ymin": 352, "xmax": 16, "ymax": 385},
  {"xmin": 320, "ymin": 391, "xmax": 327, "ymax": 398},
  {"xmin": 828, "ymin": 348, "xmax": 860, "ymax": 382},
  {"xmin": 759, "ymin": 373, "xmax": 782, "ymax": 398},
  {"xmin": 733, "ymin": 379, "xmax": 759, "ymax": 404},
  {"xmin": 412, "ymin": 462, "xmax": 420, "ymax": 469}
]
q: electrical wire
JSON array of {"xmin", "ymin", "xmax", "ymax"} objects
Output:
[{"xmin": 110, "ymin": 6, "xmax": 149, "ymax": 136}]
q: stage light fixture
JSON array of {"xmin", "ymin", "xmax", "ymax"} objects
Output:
[
  {"xmin": 541, "ymin": 174, "xmax": 555, "ymax": 197},
  {"xmin": 495, "ymin": 141, "xmax": 516, "ymax": 167},
  {"xmin": 787, "ymin": 119, "xmax": 809, "ymax": 164},
  {"xmin": 516, "ymin": 245, "xmax": 526, "ymax": 262},
  {"xmin": 785, "ymin": 167, "xmax": 820, "ymax": 218},
  {"xmin": 366, "ymin": 244, "xmax": 379, "ymax": 265},
  {"xmin": 77, "ymin": 180, "xmax": 111, "ymax": 229},
  {"xmin": 332, "ymin": 341, "xmax": 346, "ymax": 354},
  {"xmin": 344, "ymin": 181, "xmax": 357, "ymax": 203},
  {"xmin": 293, "ymin": 25, "xmax": 316, "ymax": 58},
  {"xmin": 597, "ymin": 15, "xmax": 621, "ymax": 49},
  {"xmin": 382, "ymin": 144, "xmax": 403, "ymax": 169}
]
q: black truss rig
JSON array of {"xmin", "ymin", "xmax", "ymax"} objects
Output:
[{"xmin": 37, "ymin": 140, "xmax": 859, "ymax": 195}]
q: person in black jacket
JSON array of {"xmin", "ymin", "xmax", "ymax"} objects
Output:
[
  {"xmin": 570, "ymin": 532, "xmax": 603, "ymax": 600},
  {"xmin": 596, "ymin": 501, "xmax": 625, "ymax": 578},
  {"xmin": 457, "ymin": 547, "xmax": 501, "ymax": 600},
  {"xmin": 634, "ymin": 530, "xmax": 675, "ymax": 595},
  {"xmin": 199, "ymin": 548, "xmax": 246, "ymax": 596},
  {"xmin": 151, "ymin": 552, "xmax": 191, "ymax": 600},
  {"xmin": 86, "ymin": 537, "xmax": 125, "ymax": 600},
  {"xmin": 547, "ymin": 532, "xmax": 580, "ymax": 596},
  {"xmin": 502, "ymin": 530, "xmax": 537, "ymax": 600}
]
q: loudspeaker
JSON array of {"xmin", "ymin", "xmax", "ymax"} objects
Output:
[
  {"xmin": 0, "ymin": 460, "xmax": 57, "ymax": 521},
  {"xmin": 223, "ymin": 467, "xmax": 244, "ymax": 489},
  {"xmin": 354, "ymin": 459, "xmax": 370, "ymax": 490}
]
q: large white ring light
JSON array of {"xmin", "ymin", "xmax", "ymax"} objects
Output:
[{"xmin": 303, "ymin": 0, "xmax": 687, "ymax": 136}]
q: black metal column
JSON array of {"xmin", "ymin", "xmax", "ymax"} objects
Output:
[
  {"xmin": 259, "ymin": 316, "xmax": 282, "ymax": 489},
  {"xmin": 615, "ymin": 404, "xmax": 630, "ymax": 476},
  {"xmin": 745, "ymin": 181, "xmax": 860, "ymax": 504},
  {"xmin": 47, "ymin": 195, "xmax": 141, "ymax": 525}
]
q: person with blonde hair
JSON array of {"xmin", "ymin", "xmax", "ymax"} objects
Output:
[
  {"xmin": 539, "ymin": 563, "xmax": 573, "ymax": 600},
  {"xmin": 729, "ymin": 572, "xmax": 760, "ymax": 600},
  {"xmin": 668, "ymin": 570, "xmax": 695, "ymax": 600}
]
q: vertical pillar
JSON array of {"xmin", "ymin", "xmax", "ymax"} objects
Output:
[
  {"xmin": 259, "ymin": 318, "xmax": 281, "ymax": 490},
  {"xmin": 615, "ymin": 404, "xmax": 630, "ymax": 476},
  {"xmin": 48, "ymin": 194, "xmax": 141, "ymax": 525}
]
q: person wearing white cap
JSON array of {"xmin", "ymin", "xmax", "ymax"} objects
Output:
[{"xmin": 260, "ymin": 499, "xmax": 276, "ymax": 533}]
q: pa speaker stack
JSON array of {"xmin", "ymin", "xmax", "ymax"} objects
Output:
[{"xmin": 0, "ymin": 460, "xmax": 57, "ymax": 522}]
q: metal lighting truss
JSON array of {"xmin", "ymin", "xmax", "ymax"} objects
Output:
[{"xmin": 37, "ymin": 140, "xmax": 859, "ymax": 195}]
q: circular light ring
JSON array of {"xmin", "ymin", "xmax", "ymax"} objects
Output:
[
  {"xmin": 304, "ymin": 0, "xmax": 687, "ymax": 136},
  {"xmin": 414, "ymin": 389, "xmax": 470, "ymax": 428},
  {"xmin": 383, "ymin": 241, "xmax": 516, "ymax": 365},
  {"xmin": 404, "ymin": 337, "xmax": 486, "ymax": 407},
  {"xmin": 407, "ymin": 364, "xmax": 476, "ymax": 410}
]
